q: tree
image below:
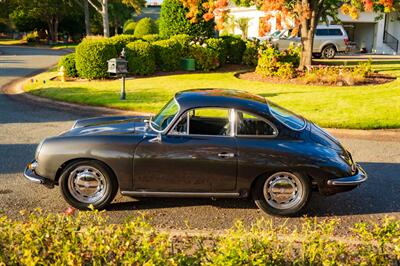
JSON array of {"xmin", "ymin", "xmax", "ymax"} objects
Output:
[
  {"xmin": 159, "ymin": 0, "xmax": 215, "ymax": 38},
  {"xmin": 86, "ymin": 0, "xmax": 144, "ymax": 37},
  {"xmin": 185, "ymin": 0, "xmax": 395, "ymax": 69}
]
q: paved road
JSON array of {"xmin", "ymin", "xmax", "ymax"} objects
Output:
[{"xmin": 0, "ymin": 46, "xmax": 399, "ymax": 233}]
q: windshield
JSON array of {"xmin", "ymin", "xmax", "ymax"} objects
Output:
[
  {"xmin": 268, "ymin": 101, "xmax": 306, "ymax": 131},
  {"xmin": 150, "ymin": 98, "xmax": 180, "ymax": 132}
]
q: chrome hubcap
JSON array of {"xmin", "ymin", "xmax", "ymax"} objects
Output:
[
  {"xmin": 68, "ymin": 166, "xmax": 107, "ymax": 204},
  {"xmin": 324, "ymin": 47, "xmax": 335, "ymax": 58},
  {"xmin": 263, "ymin": 172, "xmax": 303, "ymax": 210}
]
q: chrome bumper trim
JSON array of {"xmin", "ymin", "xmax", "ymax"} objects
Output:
[
  {"xmin": 24, "ymin": 161, "xmax": 54, "ymax": 188},
  {"xmin": 327, "ymin": 164, "xmax": 368, "ymax": 186}
]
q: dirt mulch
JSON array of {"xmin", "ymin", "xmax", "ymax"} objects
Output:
[{"xmin": 237, "ymin": 71, "xmax": 396, "ymax": 86}]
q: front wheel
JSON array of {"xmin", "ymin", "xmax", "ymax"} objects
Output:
[
  {"xmin": 253, "ymin": 171, "xmax": 311, "ymax": 216},
  {"xmin": 59, "ymin": 160, "xmax": 118, "ymax": 210}
]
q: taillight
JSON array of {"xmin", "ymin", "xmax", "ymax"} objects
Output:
[{"xmin": 344, "ymin": 38, "xmax": 349, "ymax": 46}]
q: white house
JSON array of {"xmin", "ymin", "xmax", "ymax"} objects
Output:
[{"xmin": 227, "ymin": 6, "xmax": 400, "ymax": 54}]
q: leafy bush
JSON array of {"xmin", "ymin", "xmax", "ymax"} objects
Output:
[
  {"xmin": 303, "ymin": 65, "xmax": 369, "ymax": 86},
  {"xmin": 242, "ymin": 39, "xmax": 259, "ymax": 66},
  {"xmin": 256, "ymin": 44, "xmax": 300, "ymax": 79},
  {"xmin": 158, "ymin": 0, "xmax": 215, "ymax": 38},
  {"xmin": 142, "ymin": 34, "xmax": 160, "ymax": 42},
  {"xmin": 0, "ymin": 211, "xmax": 399, "ymax": 265},
  {"xmin": 57, "ymin": 53, "xmax": 78, "ymax": 77},
  {"xmin": 152, "ymin": 39, "xmax": 182, "ymax": 71},
  {"xmin": 125, "ymin": 40, "xmax": 156, "ymax": 75},
  {"xmin": 123, "ymin": 21, "xmax": 137, "ymax": 35},
  {"xmin": 75, "ymin": 38, "xmax": 118, "ymax": 79},
  {"xmin": 205, "ymin": 38, "xmax": 228, "ymax": 65},
  {"xmin": 134, "ymin": 18, "xmax": 158, "ymax": 38},
  {"xmin": 108, "ymin": 34, "xmax": 137, "ymax": 55},
  {"xmin": 170, "ymin": 34, "xmax": 193, "ymax": 57},
  {"xmin": 220, "ymin": 35, "xmax": 246, "ymax": 64},
  {"xmin": 24, "ymin": 31, "xmax": 38, "ymax": 43},
  {"xmin": 189, "ymin": 43, "xmax": 220, "ymax": 71}
]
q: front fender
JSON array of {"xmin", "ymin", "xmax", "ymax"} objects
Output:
[{"xmin": 35, "ymin": 135, "xmax": 142, "ymax": 191}]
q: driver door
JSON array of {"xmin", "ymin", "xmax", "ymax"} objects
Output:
[{"xmin": 133, "ymin": 108, "xmax": 238, "ymax": 192}]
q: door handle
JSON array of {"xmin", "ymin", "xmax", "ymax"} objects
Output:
[{"xmin": 218, "ymin": 152, "xmax": 236, "ymax": 158}]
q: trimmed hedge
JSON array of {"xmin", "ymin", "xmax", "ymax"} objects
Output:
[
  {"xmin": 134, "ymin": 18, "xmax": 158, "ymax": 38},
  {"xmin": 57, "ymin": 53, "xmax": 78, "ymax": 77},
  {"xmin": 205, "ymin": 38, "xmax": 228, "ymax": 65},
  {"xmin": 242, "ymin": 40, "xmax": 259, "ymax": 66},
  {"xmin": 170, "ymin": 34, "xmax": 192, "ymax": 57},
  {"xmin": 153, "ymin": 39, "xmax": 182, "ymax": 71},
  {"xmin": 142, "ymin": 34, "xmax": 160, "ymax": 42},
  {"xmin": 75, "ymin": 38, "xmax": 117, "ymax": 79},
  {"xmin": 125, "ymin": 40, "xmax": 156, "ymax": 75},
  {"xmin": 0, "ymin": 211, "xmax": 399, "ymax": 265},
  {"xmin": 108, "ymin": 34, "xmax": 137, "ymax": 55},
  {"xmin": 123, "ymin": 21, "xmax": 137, "ymax": 35},
  {"xmin": 221, "ymin": 35, "xmax": 246, "ymax": 64},
  {"xmin": 189, "ymin": 44, "xmax": 220, "ymax": 71}
]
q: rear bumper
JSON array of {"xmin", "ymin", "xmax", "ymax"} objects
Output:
[
  {"xmin": 327, "ymin": 164, "xmax": 367, "ymax": 186},
  {"xmin": 24, "ymin": 160, "xmax": 54, "ymax": 188}
]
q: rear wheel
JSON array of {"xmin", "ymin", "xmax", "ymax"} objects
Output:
[
  {"xmin": 321, "ymin": 45, "xmax": 336, "ymax": 59},
  {"xmin": 59, "ymin": 160, "xmax": 118, "ymax": 210},
  {"xmin": 252, "ymin": 171, "xmax": 311, "ymax": 216}
]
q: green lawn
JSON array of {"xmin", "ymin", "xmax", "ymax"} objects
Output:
[{"xmin": 24, "ymin": 61, "xmax": 400, "ymax": 129}]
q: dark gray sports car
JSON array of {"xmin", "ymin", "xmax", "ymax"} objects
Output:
[{"xmin": 24, "ymin": 89, "xmax": 367, "ymax": 216}]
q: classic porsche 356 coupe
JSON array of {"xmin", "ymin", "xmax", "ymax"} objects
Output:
[{"xmin": 25, "ymin": 89, "xmax": 367, "ymax": 216}]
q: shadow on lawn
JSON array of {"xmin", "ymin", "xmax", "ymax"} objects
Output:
[{"xmin": 106, "ymin": 162, "xmax": 400, "ymax": 217}]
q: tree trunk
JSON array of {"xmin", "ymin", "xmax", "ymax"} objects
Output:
[
  {"xmin": 114, "ymin": 17, "xmax": 119, "ymax": 35},
  {"xmin": 102, "ymin": 0, "xmax": 109, "ymax": 37},
  {"xmin": 298, "ymin": 0, "xmax": 319, "ymax": 70},
  {"xmin": 47, "ymin": 17, "xmax": 59, "ymax": 43},
  {"xmin": 84, "ymin": 0, "xmax": 91, "ymax": 36}
]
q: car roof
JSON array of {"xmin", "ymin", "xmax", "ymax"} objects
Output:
[
  {"xmin": 174, "ymin": 89, "xmax": 270, "ymax": 113},
  {"xmin": 316, "ymin": 24, "xmax": 344, "ymax": 29}
]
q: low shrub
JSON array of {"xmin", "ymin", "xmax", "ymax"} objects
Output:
[
  {"xmin": 57, "ymin": 53, "xmax": 78, "ymax": 77},
  {"xmin": 303, "ymin": 64, "xmax": 370, "ymax": 86},
  {"xmin": 0, "ymin": 211, "xmax": 399, "ymax": 265},
  {"xmin": 256, "ymin": 44, "xmax": 300, "ymax": 79},
  {"xmin": 142, "ymin": 34, "xmax": 160, "ymax": 42},
  {"xmin": 242, "ymin": 39, "xmax": 259, "ymax": 66},
  {"xmin": 189, "ymin": 43, "xmax": 220, "ymax": 71},
  {"xmin": 205, "ymin": 38, "xmax": 228, "ymax": 65},
  {"xmin": 75, "ymin": 38, "xmax": 117, "ymax": 79},
  {"xmin": 123, "ymin": 21, "xmax": 137, "ymax": 35},
  {"xmin": 24, "ymin": 32, "xmax": 38, "ymax": 43},
  {"xmin": 220, "ymin": 35, "xmax": 246, "ymax": 64},
  {"xmin": 170, "ymin": 34, "xmax": 192, "ymax": 57},
  {"xmin": 152, "ymin": 39, "xmax": 182, "ymax": 71},
  {"xmin": 108, "ymin": 34, "xmax": 137, "ymax": 55},
  {"xmin": 125, "ymin": 40, "xmax": 156, "ymax": 75},
  {"xmin": 134, "ymin": 18, "xmax": 158, "ymax": 38}
]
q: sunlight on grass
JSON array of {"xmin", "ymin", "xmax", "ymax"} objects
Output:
[{"xmin": 24, "ymin": 60, "xmax": 400, "ymax": 129}]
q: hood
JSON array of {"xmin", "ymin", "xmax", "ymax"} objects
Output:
[{"xmin": 61, "ymin": 116, "xmax": 149, "ymax": 137}]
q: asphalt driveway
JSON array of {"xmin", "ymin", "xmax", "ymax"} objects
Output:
[{"xmin": 0, "ymin": 45, "xmax": 399, "ymax": 233}]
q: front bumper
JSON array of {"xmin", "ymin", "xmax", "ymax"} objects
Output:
[
  {"xmin": 24, "ymin": 160, "xmax": 54, "ymax": 188},
  {"xmin": 327, "ymin": 164, "xmax": 367, "ymax": 186}
]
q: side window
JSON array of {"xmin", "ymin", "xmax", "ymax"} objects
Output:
[
  {"xmin": 170, "ymin": 108, "xmax": 232, "ymax": 136},
  {"xmin": 236, "ymin": 111, "xmax": 278, "ymax": 137},
  {"xmin": 329, "ymin": 29, "xmax": 343, "ymax": 36},
  {"xmin": 316, "ymin": 29, "xmax": 329, "ymax": 36}
]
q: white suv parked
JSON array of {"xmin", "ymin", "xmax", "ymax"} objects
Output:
[{"xmin": 270, "ymin": 25, "xmax": 350, "ymax": 59}]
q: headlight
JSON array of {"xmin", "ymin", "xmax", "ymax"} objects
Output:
[{"xmin": 35, "ymin": 140, "xmax": 45, "ymax": 159}]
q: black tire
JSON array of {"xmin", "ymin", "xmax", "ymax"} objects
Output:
[
  {"xmin": 59, "ymin": 160, "xmax": 118, "ymax": 210},
  {"xmin": 321, "ymin": 45, "xmax": 336, "ymax": 59},
  {"xmin": 312, "ymin": 53, "xmax": 322, "ymax": 59},
  {"xmin": 252, "ymin": 171, "xmax": 311, "ymax": 217}
]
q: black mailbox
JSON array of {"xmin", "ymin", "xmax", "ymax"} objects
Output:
[{"xmin": 107, "ymin": 58, "xmax": 128, "ymax": 74}]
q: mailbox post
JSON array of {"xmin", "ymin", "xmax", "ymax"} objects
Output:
[{"xmin": 107, "ymin": 49, "xmax": 128, "ymax": 100}]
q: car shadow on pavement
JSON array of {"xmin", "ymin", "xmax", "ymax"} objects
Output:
[{"xmin": 106, "ymin": 162, "xmax": 400, "ymax": 217}]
